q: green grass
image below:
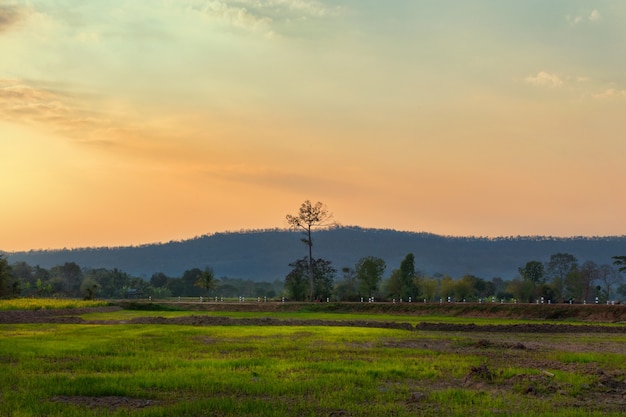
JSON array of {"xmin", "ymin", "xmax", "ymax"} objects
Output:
[
  {"xmin": 2, "ymin": 301, "xmax": 624, "ymax": 416},
  {"xmin": 0, "ymin": 298, "xmax": 110, "ymax": 310},
  {"xmin": 1, "ymin": 320, "xmax": 624, "ymax": 416}
]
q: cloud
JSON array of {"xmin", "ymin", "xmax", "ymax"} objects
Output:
[
  {"xmin": 0, "ymin": 4, "xmax": 24, "ymax": 33},
  {"xmin": 0, "ymin": 79, "xmax": 125, "ymax": 143},
  {"xmin": 183, "ymin": 0, "xmax": 339, "ymax": 36},
  {"xmin": 197, "ymin": 1, "xmax": 272, "ymax": 31},
  {"xmin": 592, "ymin": 88, "xmax": 626, "ymax": 99},
  {"xmin": 524, "ymin": 71, "xmax": 563, "ymax": 88},
  {"xmin": 566, "ymin": 9, "xmax": 601, "ymax": 26},
  {"xmin": 241, "ymin": 0, "xmax": 334, "ymax": 17}
]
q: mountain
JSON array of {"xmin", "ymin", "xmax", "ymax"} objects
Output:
[{"xmin": 4, "ymin": 227, "xmax": 626, "ymax": 281}]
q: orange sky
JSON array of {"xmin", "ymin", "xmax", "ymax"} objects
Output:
[{"xmin": 1, "ymin": 1, "xmax": 626, "ymax": 251}]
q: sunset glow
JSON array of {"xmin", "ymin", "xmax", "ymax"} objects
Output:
[{"xmin": 1, "ymin": 1, "xmax": 625, "ymax": 251}]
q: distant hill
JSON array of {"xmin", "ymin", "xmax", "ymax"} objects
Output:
[{"xmin": 4, "ymin": 227, "xmax": 626, "ymax": 281}]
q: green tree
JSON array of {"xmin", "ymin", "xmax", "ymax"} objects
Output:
[
  {"xmin": 285, "ymin": 257, "xmax": 336, "ymax": 301},
  {"xmin": 0, "ymin": 255, "xmax": 14, "ymax": 297},
  {"xmin": 286, "ymin": 200, "xmax": 333, "ymax": 301},
  {"xmin": 195, "ymin": 267, "xmax": 218, "ymax": 296},
  {"xmin": 58, "ymin": 262, "xmax": 83, "ymax": 297},
  {"xmin": 398, "ymin": 253, "xmax": 418, "ymax": 299},
  {"xmin": 490, "ymin": 277, "xmax": 506, "ymax": 298},
  {"xmin": 11, "ymin": 262, "xmax": 33, "ymax": 289},
  {"xmin": 181, "ymin": 268, "xmax": 204, "ymax": 296},
  {"xmin": 597, "ymin": 264, "xmax": 623, "ymax": 301},
  {"xmin": 454, "ymin": 277, "xmax": 473, "ymax": 301},
  {"xmin": 356, "ymin": 256, "xmax": 386, "ymax": 298},
  {"xmin": 506, "ymin": 277, "xmax": 535, "ymax": 303},
  {"xmin": 419, "ymin": 277, "xmax": 438, "ymax": 301},
  {"xmin": 439, "ymin": 275, "xmax": 455, "ymax": 301},
  {"xmin": 80, "ymin": 278, "xmax": 99, "ymax": 300},
  {"xmin": 146, "ymin": 286, "xmax": 172, "ymax": 299},
  {"xmin": 386, "ymin": 269, "xmax": 403, "ymax": 299},
  {"xmin": 88, "ymin": 268, "xmax": 132, "ymax": 299},
  {"xmin": 454, "ymin": 275, "xmax": 486, "ymax": 301},
  {"xmin": 334, "ymin": 267, "xmax": 359, "ymax": 301},
  {"xmin": 312, "ymin": 258, "xmax": 336, "ymax": 300},
  {"xmin": 150, "ymin": 272, "xmax": 170, "ymax": 288},
  {"xmin": 285, "ymin": 258, "xmax": 309, "ymax": 301},
  {"xmin": 518, "ymin": 261, "xmax": 545, "ymax": 284},
  {"xmin": 546, "ymin": 253, "xmax": 578, "ymax": 303},
  {"xmin": 578, "ymin": 261, "xmax": 600, "ymax": 303}
]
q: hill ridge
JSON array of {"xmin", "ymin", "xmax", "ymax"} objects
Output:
[{"xmin": 5, "ymin": 226, "xmax": 626, "ymax": 281}]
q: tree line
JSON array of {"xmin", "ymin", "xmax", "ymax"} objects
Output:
[
  {"xmin": 283, "ymin": 251, "xmax": 626, "ymax": 303},
  {"xmin": 0, "ymin": 255, "xmax": 282, "ymax": 300},
  {"xmin": 283, "ymin": 201, "xmax": 626, "ymax": 304},
  {"xmin": 1, "ymin": 250, "xmax": 624, "ymax": 304}
]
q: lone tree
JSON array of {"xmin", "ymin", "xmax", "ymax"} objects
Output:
[{"xmin": 286, "ymin": 200, "xmax": 333, "ymax": 301}]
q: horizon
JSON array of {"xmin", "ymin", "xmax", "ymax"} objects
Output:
[
  {"xmin": 2, "ymin": 2, "xmax": 625, "ymax": 252},
  {"xmin": 4, "ymin": 224, "xmax": 626, "ymax": 254}
]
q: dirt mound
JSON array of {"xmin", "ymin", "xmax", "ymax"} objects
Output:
[
  {"xmin": 414, "ymin": 322, "xmax": 625, "ymax": 333},
  {"xmin": 1, "ymin": 306, "xmax": 624, "ymax": 334},
  {"xmin": 0, "ymin": 307, "xmax": 121, "ymax": 324}
]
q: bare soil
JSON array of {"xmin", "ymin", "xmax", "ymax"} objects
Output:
[{"xmin": 1, "ymin": 304, "xmax": 624, "ymax": 334}]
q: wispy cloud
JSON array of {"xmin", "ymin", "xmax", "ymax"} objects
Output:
[
  {"xmin": 182, "ymin": 0, "xmax": 340, "ymax": 36},
  {"xmin": 592, "ymin": 88, "xmax": 626, "ymax": 100},
  {"xmin": 190, "ymin": 1, "xmax": 271, "ymax": 31},
  {"xmin": 0, "ymin": 79, "xmax": 127, "ymax": 144},
  {"xmin": 521, "ymin": 72, "xmax": 626, "ymax": 102},
  {"xmin": 0, "ymin": 4, "xmax": 25, "ymax": 33},
  {"xmin": 524, "ymin": 71, "xmax": 563, "ymax": 88},
  {"xmin": 566, "ymin": 9, "xmax": 601, "ymax": 26}
]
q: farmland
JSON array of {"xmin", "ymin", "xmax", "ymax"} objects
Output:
[{"xmin": 0, "ymin": 300, "xmax": 624, "ymax": 416}]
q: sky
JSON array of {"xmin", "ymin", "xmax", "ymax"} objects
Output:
[{"xmin": 1, "ymin": 0, "xmax": 625, "ymax": 251}]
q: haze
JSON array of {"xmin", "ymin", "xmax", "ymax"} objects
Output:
[{"xmin": 1, "ymin": 1, "xmax": 625, "ymax": 251}]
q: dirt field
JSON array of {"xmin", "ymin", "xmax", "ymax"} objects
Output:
[{"xmin": 1, "ymin": 304, "xmax": 625, "ymax": 334}]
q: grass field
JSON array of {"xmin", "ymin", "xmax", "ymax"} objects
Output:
[
  {"xmin": 0, "ymin": 300, "xmax": 624, "ymax": 416},
  {"xmin": 0, "ymin": 298, "xmax": 110, "ymax": 311}
]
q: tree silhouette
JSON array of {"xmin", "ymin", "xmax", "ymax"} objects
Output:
[{"xmin": 286, "ymin": 200, "xmax": 334, "ymax": 300}]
